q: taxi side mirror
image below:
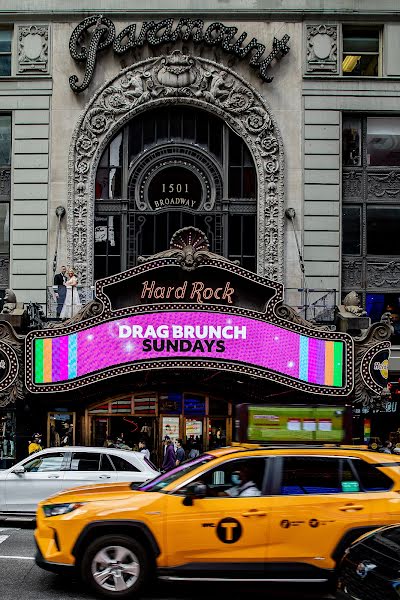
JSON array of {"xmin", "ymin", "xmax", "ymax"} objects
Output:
[{"xmin": 182, "ymin": 482, "xmax": 207, "ymax": 506}]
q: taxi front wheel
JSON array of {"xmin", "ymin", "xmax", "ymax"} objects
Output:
[{"xmin": 81, "ymin": 535, "xmax": 150, "ymax": 599}]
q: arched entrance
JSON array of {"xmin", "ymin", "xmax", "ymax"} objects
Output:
[
  {"xmin": 94, "ymin": 105, "xmax": 257, "ymax": 277},
  {"xmin": 68, "ymin": 50, "xmax": 285, "ymax": 284}
]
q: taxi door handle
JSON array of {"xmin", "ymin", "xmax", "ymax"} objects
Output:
[
  {"xmin": 339, "ymin": 504, "xmax": 364, "ymax": 511},
  {"xmin": 242, "ymin": 510, "xmax": 267, "ymax": 517}
]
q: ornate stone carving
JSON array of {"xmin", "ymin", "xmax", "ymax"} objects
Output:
[
  {"xmin": 305, "ymin": 24, "xmax": 338, "ymax": 75},
  {"xmin": 0, "ymin": 257, "xmax": 9, "ymax": 288},
  {"xmin": 17, "ymin": 24, "xmax": 49, "ymax": 74},
  {"xmin": 49, "ymin": 300, "xmax": 103, "ymax": 329},
  {"xmin": 367, "ymin": 261, "xmax": 400, "ymax": 288},
  {"xmin": 1, "ymin": 289, "xmax": 16, "ymax": 314},
  {"xmin": 0, "ymin": 322, "xmax": 24, "ymax": 408},
  {"xmin": 342, "ymin": 260, "xmax": 362, "ymax": 289},
  {"xmin": 0, "ymin": 168, "xmax": 11, "ymax": 199},
  {"xmin": 353, "ymin": 320, "xmax": 392, "ymax": 407},
  {"xmin": 343, "ymin": 170, "xmax": 362, "ymax": 199},
  {"xmin": 274, "ymin": 304, "xmax": 331, "ymax": 331},
  {"xmin": 367, "ymin": 171, "xmax": 400, "ymax": 200},
  {"xmin": 138, "ymin": 226, "xmax": 236, "ymax": 271},
  {"xmin": 68, "ymin": 51, "xmax": 285, "ymax": 284}
]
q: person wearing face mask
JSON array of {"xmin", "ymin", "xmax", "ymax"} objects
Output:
[{"xmin": 221, "ymin": 463, "xmax": 261, "ymax": 497}]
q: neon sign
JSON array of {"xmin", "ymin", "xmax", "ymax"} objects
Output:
[{"xmin": 29, "ymin": 310, "xmax": 347, "ymax": 395}]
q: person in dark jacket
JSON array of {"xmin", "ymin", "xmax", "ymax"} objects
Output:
[
  {"xmin": 54, "ymin": 265, "xmax": 67, "ymax": 317},
  {"xmin": 162, "ymin": 437, "xmax": 176, "ymax": 471}
]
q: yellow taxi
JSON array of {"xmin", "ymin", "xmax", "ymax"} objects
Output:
[{"xmin": 35, "ymin": 445, "xmax": 400, "ymax": 598}]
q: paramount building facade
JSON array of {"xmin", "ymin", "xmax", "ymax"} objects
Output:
[{"xmin": 0, "ymin": 0, "xmax": 399, "ymax": 463}]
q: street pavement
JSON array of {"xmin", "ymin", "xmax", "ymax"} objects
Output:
[{"xmin": 0, "ymin": 522, "xmax": 335, "ymax": 600}]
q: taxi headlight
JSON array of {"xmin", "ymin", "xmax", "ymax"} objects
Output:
[{"xmin": 42, "ymin": 502, "xmax": 85, "ymax": 517}]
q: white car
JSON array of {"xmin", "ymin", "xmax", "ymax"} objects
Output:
[{"xmin": 0, "ymin": 446, "xmax": 159, "ymax": 517}]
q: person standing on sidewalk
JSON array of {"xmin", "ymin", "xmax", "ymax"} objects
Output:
[
  {"xmin": 175, "ymin": 438, "xmax": 186, "ymax": 466},
  {"xmin": 162, "ymin": 437, "xmax": 176, "ymax": 472}
]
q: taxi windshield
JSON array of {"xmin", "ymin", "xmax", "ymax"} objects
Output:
[{"xmin": 136, "ymin": 455, "xmax": 214, "ymax": 493}]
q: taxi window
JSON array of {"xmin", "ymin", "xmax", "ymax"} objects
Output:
[
  {"xmin": 280, "ymin": 457, "xmax": 341, "ymax": 495},
  {"xmin": 351, "ymin": 459, "xmax": 393, "ymax": 491},
  {"xmin": 137, "ymin": 455, "xmax": 214, "ymax": 492}
]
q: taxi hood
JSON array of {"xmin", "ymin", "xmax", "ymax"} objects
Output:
[{"xmin": 41, "ymin": 481, "xmax": 142, "ymax": 505}]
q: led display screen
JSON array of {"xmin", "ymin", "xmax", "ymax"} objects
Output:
[
  {"xmin": 32, "ymin": 311, "xmax": 346, "ymax": 392},
  {"xmin": 246, "ymin": 405, "xmax": 348, "ymax": 443}
]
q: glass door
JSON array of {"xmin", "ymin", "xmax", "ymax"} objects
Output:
[{"xmin": 47, "ymin": 412, "xmax": 75, "ymax": 448}]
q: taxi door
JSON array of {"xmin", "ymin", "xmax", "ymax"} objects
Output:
[
  {"xmin": 267, "ymin": 455, "xmax": 375, "ymax": 572},
  {"xmin": 163, "ymin": 456, "xmax": 270, "ymax": 572}
]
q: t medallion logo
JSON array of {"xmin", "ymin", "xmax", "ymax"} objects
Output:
[{"xmin": 216, "ymin": 518, "xmax": 242, "ymax": 544}]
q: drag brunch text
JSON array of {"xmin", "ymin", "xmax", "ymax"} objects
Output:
[{"xmin": 118, "ymin": 323, "xmax": 247, "ymax": 353}]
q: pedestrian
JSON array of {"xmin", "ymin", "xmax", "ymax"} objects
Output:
[
  {"xmin": 139, "ymin": 439, "xmax": 150, "ymax": 460},
  {"xmin": 175, "ymin": 438, "xmax": 185, "ymax": 466},
  {"xmin": 188, "ymin": 443, "xmax": 200, "ymax": 459},
  {"xmin": 381, "ymin": 440, "xmax": 393, "ymax": 454},
  {"xmin": 28, "ymin": 433, "xmax": 43, "ymax": 455},
  {"xmin": 162, "ymin": 436, "xmax": 176, "ymax": 472}
]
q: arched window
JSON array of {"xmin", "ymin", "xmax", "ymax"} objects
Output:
[{"xmin": 94, "ymin": 106, "xmax": 257, "ymax": 280}]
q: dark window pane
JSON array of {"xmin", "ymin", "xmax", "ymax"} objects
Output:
[
  {"xmin": 110, "ymin": 455, "xmax": 139, "ymax": 472},
  {"xmin": 183, "ymin": 112, "xmax": 195, "ymax": 139},
  {"xmin": 367, "ymin": 207, "xmax": 400, "ymax": 255},
  {"xmin": 342, "ymin": 54, "xmax": 378, "ymax": 77},
  {"xmin": 128, "ymin": 119, "xmax": 142, "ymax": 160},
  {"xmin": 229, "ymin": 130, "xmax": 242, "ymax": 166},
  {"xmin": 367, "ymin": 117, "xmax": 400, "ymax": 166},
  {"xmin": 343, "ymin": 117, "xmax": 361, "ymax": 166},
  {"xmin": 242, "ymin": 256, "xmax": 256, "ymax": 271},
  {"xmin": 343, "ymin": 205, "xmax": 361, "ymax": 255},
  {"xmin": 109, "ymin": 133, "xmax": 122, "ymax": 167},
  {"xmin": 280, "ymin": 457, "xmax": 341, "ymax": 495},
  {"xmin": 0, "ymin": 115, "xmax": 11, "ymax": 164},
  {"xmin": 143, "ymin": 117, "xmax": 155, "ymax": 147},
  {"xmin": 0, "ymin": 30, "xmax": 11, "ymax": 53},
  {"xmin": 209, "ymin": 118, "xmax": 222, "ymax": 159},
  {"xmin": 70, "ymin": 452, "xmax": 101, "ymax": 471},
  {"xmin": 94, "ymin": 254, "xmax": 107, "ymax": 280},
  {"xmin": 0, "ymin": 203, "xmax": 9, "ymax": 253},
  {"xmin": 366, "ymin": 293, "xmax": 385, "ymax": 323},
  {"xmin": 343, "ymin": 28, "xmax": 379, "ymax": 53},
  {"xmin": 94, "ymin": 216, "xmax": 108, "ymax": 253},
  {"xmin": 156, "ymin": 109, "xmax": 168, "ymax": 139},
  {"xmin": 228, "ymin": 167, "xmax": 242, "ymax": 197},
  {"xmin": 196, "ymin": 112, "xmax": 208, "ymax": 145},
  {"xmin": 243, "ymin": 167, "xmax": 256, "ymax": 198},
  {"xmin": 352, "ymin": 459, "xmax": 393, "ymax": 491},
  {"xmin": 109, "ymin": 167, "xmax": 122, "ymax": 199},
  {"xmin": 169, "ymin": 111, "xmax": 181, "ymax": 139},
  {"xmin": 95, "ymin": 168, "xmax": 109, "ymax": 199},
  {"xmin": 107, "ymin": 255, "xmax": 121, "ymax": 276},
  {"xmin": 107, "ymin": 216, "xmax": 120, "ymax": 255},
  {"xmin": 228, "ymin": 215, "xmax": 242, "ymax": 255},
  {"xmin": 0, "ymin": 55, "xmax": 11, "ymax": 76},
  {"xmin": 242, "ymin": 215, "xmax": 256, "ymax": 255}
]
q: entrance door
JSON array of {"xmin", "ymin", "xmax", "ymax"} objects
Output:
[
  {"xmin": 164, "ymin": 456, "xmax": 269, "ymax": 571},
  {"xmin": 48, "ymin": 412, "xmax": 75, "ymax": 448},
  {"xmin": 5, "ymin": 451, "xmax": 66, "ymax": 512},
  {"xmin": 185, "ymin": 418, "xmax": 203, "ymax": 456}
]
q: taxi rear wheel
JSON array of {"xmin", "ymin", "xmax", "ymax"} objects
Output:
[{"xmin": 81, "ymin": 534, "xmax": 150, "ymax": 599}]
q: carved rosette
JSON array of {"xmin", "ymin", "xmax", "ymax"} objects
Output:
[
  {"xmin": 305, "ymin": 24, "xmax": 339, "ymax": 75},
  {"xmin": 17, "ymin": 24, "xmax": 49, "ymax": 74},
  {"xmin": 0, "ymin": 322, "xmax": 24, "ymax": 408},
  {"xmin": 68, "ymin": 51, "xmax": 284, "ymax": 284}
]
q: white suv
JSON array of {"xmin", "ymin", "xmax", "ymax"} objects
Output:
[{"xmin": 0, "ymin": 446, "xmax": 159, "ymax": 517}]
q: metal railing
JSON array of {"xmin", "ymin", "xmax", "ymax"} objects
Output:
[
  {"xmin": 46, "ymin": 285, "xmax": 95, "ymax": 319},
  {"xmin": 284, "ymin": 288, "xmax": 337, "ymax": 324}
]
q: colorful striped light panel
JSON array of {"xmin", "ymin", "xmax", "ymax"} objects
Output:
[{"xmin": 33, "ymin": 311, "xmax": 344, "ymax": 389}]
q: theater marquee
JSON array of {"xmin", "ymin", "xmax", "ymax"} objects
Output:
[{"xmin": 25, "ymin": 228, "xmax": 356, "ymax": 396}]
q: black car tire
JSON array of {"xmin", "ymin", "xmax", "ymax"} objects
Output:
[{"xmin": 80, "ymin": 534, "xmax": 151, "ymax": 599}]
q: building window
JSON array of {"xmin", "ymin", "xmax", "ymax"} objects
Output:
[
  {"xmin": 342, "ymin": 27, "xmax": 380, "ymax": 76},
  {"xmin": 94, "ymin": 106, "xmax": 257, "ymax": 279},
  {"xmin": 0, "ymin": 30, "xmax": 12, "ymax": 77},
  {"xmin": 342, "ymin": 114, "xmax": 400, "ymax": 337}
]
